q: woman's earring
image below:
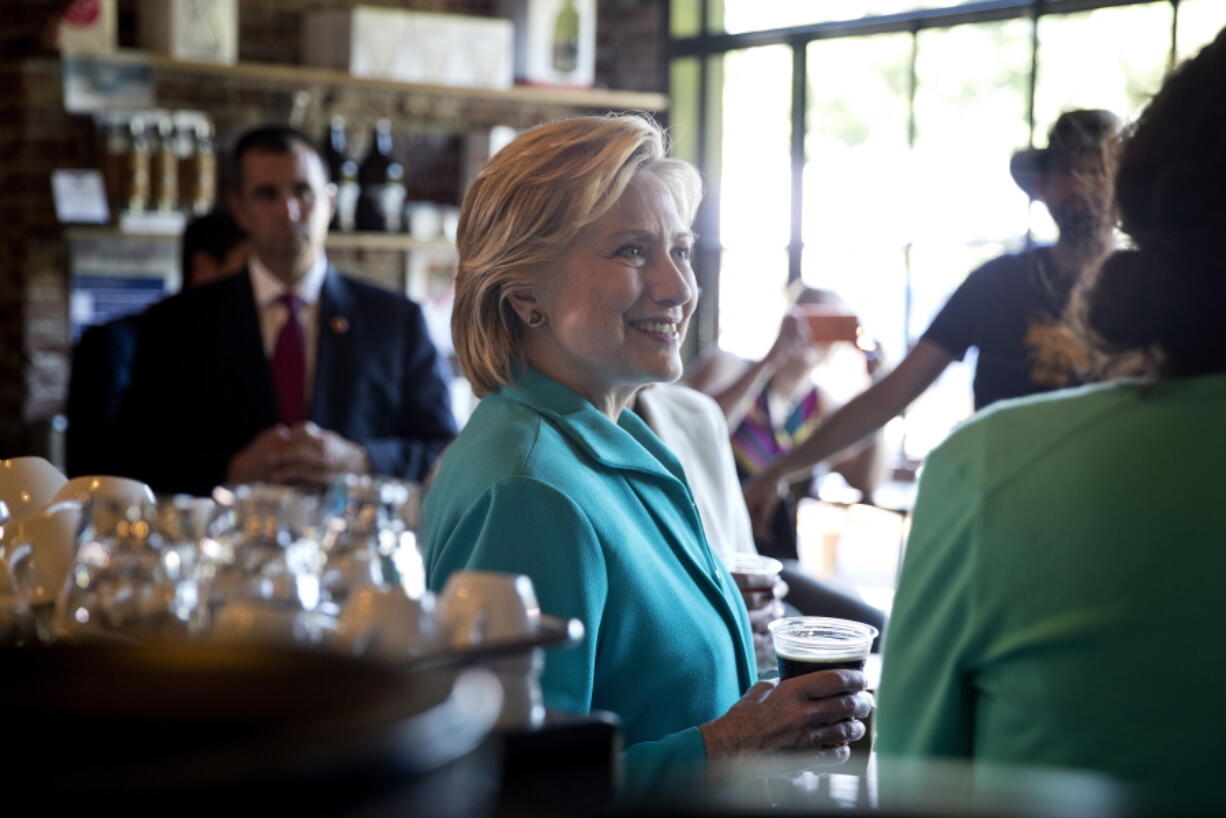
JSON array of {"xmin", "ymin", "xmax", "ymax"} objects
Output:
[{"xmin": 527, "ymin": 310, "xmax": 547, "ymax": 328}]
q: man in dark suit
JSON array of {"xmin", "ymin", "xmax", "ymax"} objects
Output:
[
  {"xmin": 118, "ymin": 126, "xmax": 456, "ymax": 496},
  {"xmin": 66, "ymin": 209, "xmax": 249, "ymax": 477}
]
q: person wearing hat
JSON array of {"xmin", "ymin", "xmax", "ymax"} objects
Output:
[
  {"xmin": 742, "ymin": 109, "xmax": 1121, "ymax": 536},
  {"xmin": 878, "ymin": 33, "xmax": 1226, "ymax": 807}
]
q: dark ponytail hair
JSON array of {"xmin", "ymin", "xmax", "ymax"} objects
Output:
[{"xmin": 1077, "ymin": 26, "xmax": 1226, "ymax": 379}]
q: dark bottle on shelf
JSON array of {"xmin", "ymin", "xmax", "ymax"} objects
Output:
[
  {"xmin": 552, "ymin": 0, "xmax": 581, "ymax": 74},
  {"xmin": 100, "ymin": 114, "xmax": 130, "ymax": 220},
  {"xmin": 355, "ymin": 119, "xmax": 406, "ymax": 232},
  {"xmin": 321, "ymin": 116, "xmax": 360, "ymax": 231}
]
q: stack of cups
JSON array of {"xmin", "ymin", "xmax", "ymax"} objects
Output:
[{"xmin": 437, "ymin": 571, "xmax": 544, "ymax": 730}]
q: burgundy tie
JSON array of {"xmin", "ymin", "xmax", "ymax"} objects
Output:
[{"xmin": 272, "ymin": 293, "xmax": 306, "ymax": 426}]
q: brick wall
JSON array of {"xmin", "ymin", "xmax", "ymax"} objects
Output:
[
  {"xmin": 0, "ymin": 0, "xmax": 665, "ymax": 459},
  {"xmin": 1, "ymin": 26, "xmax": 93, "ymax": 457},
  {"xmin": 596, "ymin": 0, "xmax": 666, "ymax": 93}
]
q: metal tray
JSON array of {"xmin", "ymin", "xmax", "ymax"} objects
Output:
[{"xmin": 405, "ymin": 614, "xmax": 585, "ymax": 673}]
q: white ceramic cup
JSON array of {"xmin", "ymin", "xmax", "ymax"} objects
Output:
[
  {"xmin": 437, "ymin": 570, "xmax": 540, "ymax": 647},
  {"xmin": 50, "ymin": 475, "xmax": 155, "ymax": 508},
  {"xmin": 0, "ymin": 457, "xmax": 67, "ymax": 522},
  {"xmin": 437, "ymin": 571, "xmax": 544, "ymax": 729},
  {"xmin": 334, "ymin": 587, "xmax": 437, "ymax": 660},
  {"xmin": 6, "ymin": 502, "xmax": 83, "ymax": 609}
]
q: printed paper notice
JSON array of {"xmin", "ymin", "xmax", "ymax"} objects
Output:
[{"xmin": 51, "ymin": 169, "xmax": 110, "ymax": 224}]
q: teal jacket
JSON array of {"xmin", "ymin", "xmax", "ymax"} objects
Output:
[{"xmin": 423, "ymin": 367, "xmax": 755, "ymax": 801}]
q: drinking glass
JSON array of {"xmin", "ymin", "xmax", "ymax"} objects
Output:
[
  {"xmin": 202, "ymin": 484, "xmax": 328, "ymax": 645},
  {"xmin": 323, "ymin": 475, "xmax": 426, "ymax": 600},
  {"xmin": 52, "ymin": 497, "xmax": 189, "ymax": 643},
  {"xmin": 151, "ymin": 495, "xmax": 217, "ymax": 629}
]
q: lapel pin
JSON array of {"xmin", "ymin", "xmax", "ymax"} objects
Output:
[{"xmin": 330, "ymin": 316, "xmax": 350, "ymax": 335}]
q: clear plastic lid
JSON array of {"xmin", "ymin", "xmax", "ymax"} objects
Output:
[{"xmin": 768, "ymin": 616, "xmax": 877, "ymax": 661}]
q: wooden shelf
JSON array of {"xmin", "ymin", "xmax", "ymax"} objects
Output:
[
  {"xmin": 48, "ymin": 47, "xmax": 657, "ymax": 259},
  {"xmin": 66, "ymin": 226, "xmax": 456, "ymax": 253},
  {"xmin": 326, "ymin": 233, "xmax": 454, "ymax": 252},
  {"xmin": 66, "ymin": 226, "xmax": 179, "ymax": 242},
  {"xmin": 49, "ymin": 50, "xmax": 669, "ymax": 113}
]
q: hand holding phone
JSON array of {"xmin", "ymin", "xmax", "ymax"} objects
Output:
[{"xmin": 794, "ymin": 306, "xmax": 860, "ymax": 344}]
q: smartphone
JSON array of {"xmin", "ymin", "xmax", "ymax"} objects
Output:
[{"xmin": 795, "ymin": 307, "xmax": 859, "ymax": 344}]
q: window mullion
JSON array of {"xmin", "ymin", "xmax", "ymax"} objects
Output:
[{"xmin": 788, "ymin": 40, "xmax": 806, "ymax": 284}]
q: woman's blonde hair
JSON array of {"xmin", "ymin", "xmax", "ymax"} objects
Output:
[{"xmin": 452, "ymin": 113, "xmax": 702, "ymax": 397}]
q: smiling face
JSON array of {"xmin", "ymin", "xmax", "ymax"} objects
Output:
[
  {"xmin": 512, "ymin": 171, "xmax": 697, "ymax": 417},
  {"xmin": 229, "ymin": 144, "xmax": 335, "ymax": 285}
]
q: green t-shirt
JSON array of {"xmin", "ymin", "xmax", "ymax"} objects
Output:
[{"xmin": 878, "ymin": 374, "xmax": 1226, "ymax": 810}]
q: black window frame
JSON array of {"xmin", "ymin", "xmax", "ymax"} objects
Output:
[{"xmin": 665, "ymin": 0, "xmax": 1190, "ymax": 351}]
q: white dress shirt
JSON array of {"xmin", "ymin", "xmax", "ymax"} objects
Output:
[{"xmin": 249, "ymin": 254, "xmax": 328, "ymax": 412}]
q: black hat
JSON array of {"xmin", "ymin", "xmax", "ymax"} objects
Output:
[{"xmin": 1010, "ymin": 109, "xmax": 1122, "ymax": 197}]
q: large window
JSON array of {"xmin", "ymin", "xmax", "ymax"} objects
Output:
[
  {"xmin": 803, "ymin": 32, "xmax": 912, "ymax": 361},
  {"xmin": 671, "ymin": 0, "xmax": 1226, "ymax": 465},
  {"xmin": 717, "ymin": 45, "xmax": 793, "ymax": 359},
  {"xmin": 719, "ymin": 1, "xmax": 957, "ymax": 34},
  {"xmin": 1177, "ymin": 0, "xmax": 1226, "ymax": 59},
  {"xmin": 903, "ymin": 19, "xmax": 1032, "ymax": 457}
]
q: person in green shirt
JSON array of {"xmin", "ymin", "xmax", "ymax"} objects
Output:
[
  {"xmin": 877, "ymin": 26, "xmax": 1226, "ymax": 811},
  {"xmin": 422, "ymin": 114, "xmax": 873, "ymax": 803}
]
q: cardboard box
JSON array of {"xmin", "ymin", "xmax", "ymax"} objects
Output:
[
  {"xmin": 303, "ymin": 7, "xmax": 513, "ymax": 90},
  {"xmin": 138, "ymin": 0, "xmax": 238, "ymax": 64},
  {"xmin": 57, "ymin": 0, "xmax": 117, "ymax": 56},
  {"xmin": 500, "ymin": 0, "xmax": 596, "ymax": 88}
]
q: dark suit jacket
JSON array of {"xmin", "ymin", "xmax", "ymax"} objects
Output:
[
  {"xmin": 117, "ymin": 266, "xmax": 457, "ymax": 496},
  {"xmin": 65, "ymin": 314, "xmax": 142, "ymax": 477}
]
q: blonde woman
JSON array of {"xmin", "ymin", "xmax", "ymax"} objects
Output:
[{"xmin": 422, "ymin": 115, "xmax": 872, "ymax": 801}]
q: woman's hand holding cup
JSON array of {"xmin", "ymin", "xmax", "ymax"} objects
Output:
[{"xmin": 698, "ymin": 669, "xmax": 873, "ymax": 764}]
